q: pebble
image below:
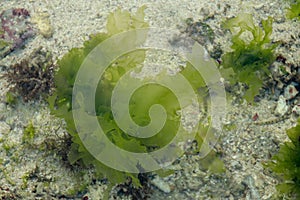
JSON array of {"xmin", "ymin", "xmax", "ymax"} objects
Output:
[
  {"xmin": 186, "ymin": 178, "xmax": 202, "ymax": 190},
  {"xmin": 274, "ymin": 95, "xmax": 289, "ymax": 116},
  {"xmin": 31, "ymin": 11, "xmax": 54, "ymax": 38},
  {"xmin": 254, "ymin": 3, "xmax": 264, "ymax": 10},
  {"xmin": 231, "ymin": 160, "xmax": 242, "ymax": 170},
  {"xmin": 0, "ymin": 103, "xmax": 6, "ymax": 111},
  {"xmin": 292, "ymin": 104, "xmax": 300, "ymax": 116},
  {"xmin": 0, "ymin": 121, "xmax": 11, "ymax": 134},
  {"xmin": 284, "ymin": 84, "xmax": 298, "ymax": 100},
  {"xmin": 151, "ymin": 176, "xmax": 171, "ymax": 193},
  {"xmin": 243, "ymin": 175, "xmax": 261, "ymax": 200}
]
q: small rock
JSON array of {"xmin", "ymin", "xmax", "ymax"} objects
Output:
[
  {"xmin": 284, "ymin": 84, "xmax": 298, "ymax": 100},
  {"xmin": 0, "ymin": 121, "xmax": 11, "ymax": 134},
  {"xmin": 231, "ymin": 160, "xmax": 242, "ymax": 170},
  {"xmin": 242, "ymin": 175, "xmax": 261, "ymax": 200},
  {"xmin": 151, "ymin": 176, "xmax": 171, "ymax": 193},
  {"xmin": 187, "ymin": 178, "xmax": 202, "ymax": 190},
  {"xmin": 275, "ymin": 95, "xmax": 288, "ymax": 116},
  {"xmin": 31, "ymin": 11, "xmax": 54, "ymax": 38},
  {"xmin": 0, "ymin": 103, "xmax": 6, "ymax": 111},
  {"xmin": 292, "ymin": 104, "xmax": 300, "ymax": 116},
  {"xmin": 253, "ymin": 3, "xmax": 264, "ymax": 10}
]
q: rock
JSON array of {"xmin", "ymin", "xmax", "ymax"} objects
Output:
[
  {"xmin": 231, "ymin": 160, "xmax": 242, "ymax": 170},
  {"xmin": 253, "ymin": 3, "xmax": 264, "ymax": 10},
  {"xmin": 187, "ymin": 178, "xmax": 202, "ymax": 190},
  {"xmin": 292, "ymin": 104, "xmax": 300, "ymax": 116},
  {"xmin": 284, "ymin": 84, "xmax": 298, "ymax": 100},
  {"xmin": 31, "ymin": 11, "xmax": 54, "ymax": 38},
  {"xmin": 151, "ymin": 176, "xmax": 171, "ymax": 193},
  {"xmin": 275, "ymin": 95, "xmax": 288, "ymax": 116},
  {"xmin": 242, "ymin": 175, "xmax": 261, "ymax": 200}
]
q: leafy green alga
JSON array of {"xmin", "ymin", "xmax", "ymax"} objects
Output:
[
  {"xmin": 49, "ymin": 6, "xmax": 224, "ymax": 196},
  {"xmin": 222, "ymin": 13, "xmax": 277, "ymax": 102},
  {"xmin": 23, "ymin": 121, "xmax": 36, "ymax": 143},
  {"xmin": 265, "ymin": 118, "xmax": 300, "ymax": 198},
  {"xmin": 49, "ymin": 6, "xmax": 149, "ymax": 190},
  {"xmin": 286, "ymin": 0, "xmax": 300, "ymax": 20}
]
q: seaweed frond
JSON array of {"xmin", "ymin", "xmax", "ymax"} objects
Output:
[
  {"xmin": 4, "ymin": 47, "xmax": 54, "ymax": 102},
  {"xmin": 221, "ymin": 13, "xmax": 277, "ymax": 102},
  {"xmin": 286, "ymin": 0, "xmax": 300, "ymax": 20},
  {"xmin": 265, "ymin": 118, "xmax": 300, "ymax": 198}
]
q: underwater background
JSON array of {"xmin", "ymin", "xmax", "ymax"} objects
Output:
[{"xmin": 0, "ymin": 0, "xmax": 300, "ymax": 199}]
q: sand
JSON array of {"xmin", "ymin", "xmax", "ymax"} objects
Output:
[{"xmin": 0, "ymin": 0, "xmax": 299, "ymax": 199}]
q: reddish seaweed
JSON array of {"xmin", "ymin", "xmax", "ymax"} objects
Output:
[{"xmin": 0, "ymin": 8, "xmax": 35, "ymax": 58}]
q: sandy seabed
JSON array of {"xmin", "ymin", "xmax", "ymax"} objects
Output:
[{"xmin": 0, "ymin": 0, "xmax": 299, "ymax": 199}]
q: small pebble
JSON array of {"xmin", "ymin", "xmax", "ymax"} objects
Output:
[
  {"xmin": 292, "ymin": 104, "xmax": 300, "ymax": 116},
  {"xmin": 284, "ymin": 84, "xmax": 298, "ymax": 100},
  {"xmin": 254, "ymin": 3, "xmax": 264, "ymax": 10},
  {"xmin": 275, "ymin": 95, "xmax": 288, "ymax": 116},
  {"xmin": 242, "ymin": 175, "xmax": 261, "ymax": 200},
  {"xmin": 31, "ymin": 11, "xmax": 54, "ymax": 38},
  {"xmin": 151, "ymin": 176, "xmax": 171, "ymax": 193},
  {"xmin": 0, "ymin": 121, "xmax": 11, "ymax": 134}
]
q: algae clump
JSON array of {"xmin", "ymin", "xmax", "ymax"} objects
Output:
[
  {"xmin": 265, "ymin": 118, "xmax": 300, "ymax": 198},
  {"xmin": 49, "ymin": 6, "xmax": 225, "ymax": 197},
  {"xmin": 222, "ymin": 13, "xmax": 277, "ymax": 102}
]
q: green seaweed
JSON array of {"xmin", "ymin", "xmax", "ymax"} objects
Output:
[
  {"xmin": 49, "ymin": 6, "xmax": 149, "ymax": 188},
  {"xmin": 265, "ymin": 118, "xmax": 300, "ymax": 198},
  {"xmin": 286, "ymin": 0, "xmax": 300, "ymax": 20},
  {"xmin": 221, "ymin": 13, "xmax": 277, "ymax": 102},
  {"xmin": 0, "ymin": 39, "xmax": 9, "ymax": 49},
  {"xmin": 49, "ymin": 6, "xmax": 224, "ymax": 195},
  {"xmin": 5, "ymin": 91, "xmax": 17, "ymax": 105},
  {"xmin": 194, "ymin": 123, "xmax": 225, "ymax": 173},
  {"xmin": 23, "ymin": 121, "xmax": 35, "ymax": 143}
]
